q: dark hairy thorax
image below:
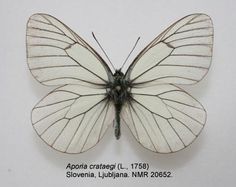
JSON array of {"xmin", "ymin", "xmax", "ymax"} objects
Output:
[
  {"xmin": 106, "ymin": 70, "xmax": 131, "ymax": 106},
  {"xmin": 106, "ymin": 69, "xmax": 132, "ymax": 139}
]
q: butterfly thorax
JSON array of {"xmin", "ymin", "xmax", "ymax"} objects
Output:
[
  {"xmin": 106, "ymin": 69, "xmax": 131, "ymax": 139},
  {"xmin": 107, "ymin": 70, "xmax": 131, "ymax": 104}
]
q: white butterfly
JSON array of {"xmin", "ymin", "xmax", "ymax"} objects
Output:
[{"xmin": 26, "ymin": 13, "xmax": 213, "ymax": 154}]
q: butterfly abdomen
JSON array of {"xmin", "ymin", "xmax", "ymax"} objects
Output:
[{"xmin": 114, "ymin": 103, "xmax": 122, "ymax": 139}]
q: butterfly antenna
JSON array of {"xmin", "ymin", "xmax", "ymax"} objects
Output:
[
  {"xmin": 92, "ymin": 32, "xmax": 115, "ymax": 71},
  {"xmin": 121, "ymin": 37, "xmax": 140, "ymax": 70}
]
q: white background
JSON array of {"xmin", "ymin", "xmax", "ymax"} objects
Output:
[{"xmin": 0, "ymin": 0, "xmax": 235, "ymax": 186}]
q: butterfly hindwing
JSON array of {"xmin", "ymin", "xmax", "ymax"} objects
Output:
[
  {"xmin": 32, "ymin": 85, "xmax": 114, "ymax": 153},
  {"xmin": 122, "ymin": 84, "xmax": 206, "ymax": 153}
]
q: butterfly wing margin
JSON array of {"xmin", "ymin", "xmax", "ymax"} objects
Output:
[
  {"xmin": 125, "ymin": 13, "xmax": 213, "ymax": 85},
  {"xmin": 121, "ymin": 84, "xmax": 206, "ymax": 153},
  {"xmin": 26, "ymin": 13, "xmax": 112, "ymax": 87},
  {"xmin": 32, "ymin": 85, "xmax": 114, "ymax": 153}
]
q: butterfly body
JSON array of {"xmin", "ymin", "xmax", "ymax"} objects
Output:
[{"xmin": 107, "ymin": 70, "xmax": 131, "ymax": 139}]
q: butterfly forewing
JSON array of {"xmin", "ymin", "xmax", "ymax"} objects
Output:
[
  {"xmin": 126, "ymin": 14, "xmax": 213, "ymax": 85},
  {"xmin": 26, "ymin": 13, "xmax": 112, "ymax": 87}
]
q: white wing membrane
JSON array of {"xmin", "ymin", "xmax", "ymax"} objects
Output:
[
  {"xmin": 122, "ymin": 84, "xmax": 206, "ymax": 153},
  {"xmin": 27, "ymin": 13, "xmax": 111, "ymax": 86},
  {"xmin": 127, "ymin": 14, "xmax": 213, "ymax": 85},
  {"xmin": 32, "ymin": 85, "xmax": 114, "ymax": 153}
]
